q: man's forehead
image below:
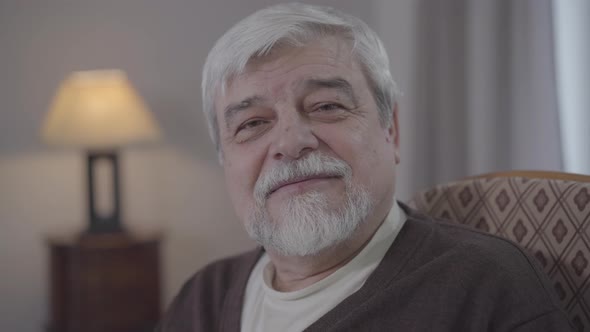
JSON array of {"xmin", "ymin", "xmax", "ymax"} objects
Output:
[
  {"xmin": 213, "ymin": 37, "xmax": 368, "ymax": 119},
  {"xmin": 218, "ymin": 72, "xmax": 356, "ymax": 111},
  {"xmin": 221, "ymin": 48, "xmax": 358, "ymax": 97}
]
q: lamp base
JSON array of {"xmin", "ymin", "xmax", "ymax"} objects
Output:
[
  {"xmin": 87, "ymin": 151, "xmax": 123, "ymax": 234},
  {"xmin": 86, "ymin": 218, "xmax": 125, "ymax": 234}
]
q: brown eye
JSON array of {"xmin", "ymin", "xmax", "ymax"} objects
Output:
[
  {"xmin": 233, "ymin": 118, "xmax": 272, "ymax": 142},
  {"xmin": 314, "ymin": 103, "xmax": 343, "ymax": 112},
  {"xmin": 237, "ymin": 119, "xmax": 267, "ymax": 132}
]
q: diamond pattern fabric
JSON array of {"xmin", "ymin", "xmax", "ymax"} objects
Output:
[{"xmin": 409, "ymin": 175, "xmax": 590, "ymax": 331}]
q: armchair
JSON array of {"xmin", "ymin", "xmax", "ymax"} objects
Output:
[{"xmin": 409, "ymin": 171, "xmax": 590, "ymax": 331}]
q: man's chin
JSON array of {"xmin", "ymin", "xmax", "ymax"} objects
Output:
[
  {"xmin": 247, "ymin": 184, "xmax": 373, "ymax": 257},
  {"xmin": 248, "ymin": 215, "xmax": 357, "ymax": 257}
]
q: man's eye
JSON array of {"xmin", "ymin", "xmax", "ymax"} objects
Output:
[
  {"xmin": 313, "ymin": 103, "xmax": 343, "ymax": 112},
  {"xmin": 237, "ymin": 119, "xmax": 267, "ymax": 132}
]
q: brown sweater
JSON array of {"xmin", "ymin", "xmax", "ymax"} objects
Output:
[{"xmin": 157, "ymin": 204, "xmax": 574, "ymax": 331}]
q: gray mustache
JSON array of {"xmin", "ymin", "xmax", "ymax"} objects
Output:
[{"xmin": 254, "ymin": 153, "xmax": 352, "ymax": 201}]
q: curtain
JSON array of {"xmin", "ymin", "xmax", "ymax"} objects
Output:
[
  {"xmin": 397, "ymin": 0, "xmax": 562, "ymax": 198},
  {"xmin": 553, "ymin": 0, "xmax": 590, "ymax": 175}
]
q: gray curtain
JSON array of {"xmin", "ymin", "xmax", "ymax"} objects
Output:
[{"xmin": 399, "ymin": 0, "xmax": 562, "ymax": 197}]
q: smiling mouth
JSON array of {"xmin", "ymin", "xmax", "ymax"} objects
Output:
[{"xmin": 267, "ymin": 175, "xmax": 341, "ymax": 197}]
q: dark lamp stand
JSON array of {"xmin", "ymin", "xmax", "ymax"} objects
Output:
[{"xmin": 86, "ymin": 150, "xmax": 124, "ymax": 234}]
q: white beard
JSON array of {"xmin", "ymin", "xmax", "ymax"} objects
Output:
[{"xmin": 245, "ymin": 153, "xmax": 373, "ymax": 257}]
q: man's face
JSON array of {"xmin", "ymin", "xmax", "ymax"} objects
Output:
[{"xmin": 214, "ymin": 36, "xmax": 400, "ymax": 255}]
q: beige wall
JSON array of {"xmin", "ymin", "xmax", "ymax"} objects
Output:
[{"xmin": 0, "ymin": 1, "xmax": 414, "ymax": 331}]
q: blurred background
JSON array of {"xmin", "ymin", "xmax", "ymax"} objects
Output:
[{"xmin": 0, "ymin": 0, "xmax": 588, "ymax": 331}]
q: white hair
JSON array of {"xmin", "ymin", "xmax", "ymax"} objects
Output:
[{"xmin": 202, "ymin": 2, "xmax": 399, "ymax": 155}]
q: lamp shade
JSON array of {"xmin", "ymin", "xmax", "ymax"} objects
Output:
[{"xmin": 42, "ymin": 70, "xmax": 160, "ymax": 150}]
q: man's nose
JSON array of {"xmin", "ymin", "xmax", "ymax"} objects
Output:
[{"xmin": 270, "ymin": 113, "xmax": 319, "ymax": 161}]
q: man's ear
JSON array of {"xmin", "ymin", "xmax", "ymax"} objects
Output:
[{"xmin": 386, "ymin": 103, "xmax": 400, "ymax": 164}]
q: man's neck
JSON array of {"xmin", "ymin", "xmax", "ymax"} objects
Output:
[{"xmin": 265, "ymin": 201, "xmax": 393, "ymax": 292}]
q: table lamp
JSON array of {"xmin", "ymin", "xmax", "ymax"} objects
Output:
[{"xmin": 41, "ymin": 69, "xmax": 161, "ymax": 234}]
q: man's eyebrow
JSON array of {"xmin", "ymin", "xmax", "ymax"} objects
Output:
[
  {"xmin": 302, "ymin": 77, "xmax": 358, "ymax": 104},
  {"xmin": 223, "ymin": 95, "xmax": 265, "ymax": 128}
]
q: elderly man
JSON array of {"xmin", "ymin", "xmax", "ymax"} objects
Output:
[{"xmin": 158, "ymin": 3, "xmax": 573, "ymax": 332}]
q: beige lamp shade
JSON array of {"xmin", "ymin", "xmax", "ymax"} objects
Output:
[{"xmin": 42, "ymin": 69, "xmax": 161, "ymax": 150}]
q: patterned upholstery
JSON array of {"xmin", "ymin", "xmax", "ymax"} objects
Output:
[{"xmin": 409, "ymin": 172, "xmax": 590, "ymax": 331}]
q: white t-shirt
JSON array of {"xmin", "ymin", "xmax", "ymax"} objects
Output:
[{"xmin": 240, "ymin": 202, "xmax": 407, "ymax": 332}]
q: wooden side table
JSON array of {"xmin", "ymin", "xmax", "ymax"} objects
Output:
[{"xmin": 46, "ymin": 232, "xmax": 162, "ymax": 332}]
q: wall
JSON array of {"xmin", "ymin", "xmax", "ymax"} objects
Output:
[{"xmin": 0, "ymin": 1, "xmax": 387, "ymax": 331}]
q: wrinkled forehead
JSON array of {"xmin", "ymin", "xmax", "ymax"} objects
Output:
[{"xmin": 217, "ymin": 36, "xmax": 359, "ymax": 103}]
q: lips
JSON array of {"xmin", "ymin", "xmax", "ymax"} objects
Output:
[{"xmin": 267, "ymin": 174, "xmax": 340, "ymax": 197}]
